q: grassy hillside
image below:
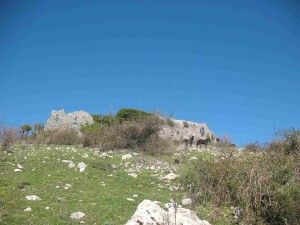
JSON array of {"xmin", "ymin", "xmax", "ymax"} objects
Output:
[{"xmin": 0, "ymin": 125, "xmax": 299, "ymax": 224}]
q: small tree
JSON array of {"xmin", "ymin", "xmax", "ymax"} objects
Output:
[{"xmin": 21, "ymin": 124, "xmax": 32, "ymax": 137}]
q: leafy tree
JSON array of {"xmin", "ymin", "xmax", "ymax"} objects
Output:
[
  {"xmin": 115, "ymin": 108, "xmax": 152, "ymax": 123},
  {"xmin": 21, "ymin": 124, "xmax": 32, "ymax": 137}
]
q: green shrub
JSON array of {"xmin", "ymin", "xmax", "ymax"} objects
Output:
[
  {"xmin": 119, "ymin": 116, "xmax": 164, "ymax": 151},
  {"xmin": 181, "ymin": 150, "xmax": 300, "ymax": 224},
  {"xmin": 82, "ymin": 115, "xmax": 165, "ymax": 153},
  {"xmin": 273, "ymin": 127, "xmax": 300, "ymax": 155},
  {"xmin": 81, "ymin": 122, "xmax": 102, "ymax": 133},
  {"xmin": 210, "ymin": 133, "xmax": 215, "ymax": 142},
  {"xmin": 115, "ymin": 108, "xmax": 152, "ymax": 123},
  {"xmin": 183, "ymin": 121, "xmax": 189, "ymax": 128},
  {"xmin": 166, "ymin": 118, "xmax": 174, "ymax": 127},
  {"xmin": 91, "ymin": 114, "xmax": 118, "ymax": 126},
  {"xmin": 244, "ymin": 142, "xmax": 263, "ymax": 153}
]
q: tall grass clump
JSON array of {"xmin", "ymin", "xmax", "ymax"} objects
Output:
[
  {"xmin": 33, "ymin": 129, "xmax": 83, "ymax": 145},
  {"xmin": 0, "ymin": 127, "xmax": 19, "ymax": 151},
  {"xmin": 182, "ymin": 128, "xmax": 300, "ymax": 224}
]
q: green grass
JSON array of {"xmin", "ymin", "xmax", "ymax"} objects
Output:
[{"xmin": 0, "ymin": 145, "xmax": 186, "ymax": 224}]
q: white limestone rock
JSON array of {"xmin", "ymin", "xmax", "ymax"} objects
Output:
[
  {"xmin": 100, "ymin": 153, "xmax": 112, "ymax": 159},
  {"xmin": 70, "ymin": 211, "xmax": 86, "ymax": 220},
  {"xmin": 124, "ymin": 200, "xmax": 211, "ymax": 225},
  {"xmin": 68, "ymin": 162, "xmax": 76, "ymax": 168},
  {"xmin": 25, "ymin": 195, "xmax": 41, "ymax": 201},
  {"xmin": 77, "ymin": 162, "xmax": 87, "ymax": 172},
  {"xmin": 24, "ymin": 206, "xmax": 32, "ymax": 212},
  {"xmin": 122, "ymin": 154, "xmax": 133, "ymax": 160},
  {"xmin": 163, "ymin": 173, "xmax": 178, "ymax": 181},
  {"xmin": 181, "ymin": 198, "xmax": 193, "ymax": 206}
]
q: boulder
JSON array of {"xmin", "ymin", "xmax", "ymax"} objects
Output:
[{"xmin": 124, "ymin": 200, "xmax": 211, "ymax": 225}]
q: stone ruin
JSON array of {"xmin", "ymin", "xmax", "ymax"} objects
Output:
[
  {"xmin": 44, "ymin": 109, "xmax": 214, "ymax": 142},
  {"xmin": 160, "ymin": 119, "xmax": 214, "ymax": 142},
  {"xmin": 44, "ymin": 109, "xmax": 94, "ymax": 133}
]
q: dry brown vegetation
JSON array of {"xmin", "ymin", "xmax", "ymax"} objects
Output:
[
  {"xmin": 0, "ymin": 127, "xmax": 19, "ymax": 151},
  {"xmin": 182, "ymin": 128, "xmax": 300, "ymax": 225}
]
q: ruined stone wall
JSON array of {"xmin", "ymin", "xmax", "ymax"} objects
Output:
[
  {"xmin": 44, "ymin": 109, "xmax": 94, "ymax": 132},
  {"xmin": 159, "ymin": 119, "xmax": 213, "ymax": 141}
]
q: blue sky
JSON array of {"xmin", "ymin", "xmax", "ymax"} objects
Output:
[{"xmin": 1, "ymin": 0, "xmax": 299, "ymax": 146}]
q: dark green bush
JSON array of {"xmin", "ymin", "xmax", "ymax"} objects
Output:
[
  {"xmin": 115, "ymin": 108, "xmax": 152, "ymax": 123},
  {"xmin": 91, "ymin": 114, "xmax": 118, "ymax": 126},
  {"xmin": 81, "ymin": 122, "xmax": 102, "ymax": 133}
]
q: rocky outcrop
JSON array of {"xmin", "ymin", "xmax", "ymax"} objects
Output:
[
  {"xmin": 160, "ymin": 119, "xmax": 213, "ymax": 141},
  {"xmin": 44, "ymin": 109, "xmax": 93, "ymax": 132},
  {"xmin": 124, "ymin": 200, "xmax": 211, "ymax": 225}
]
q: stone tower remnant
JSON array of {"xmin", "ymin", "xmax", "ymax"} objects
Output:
[
  {"xmin": 44, "ymin": 109, "xmax": 93, "ymax": 132},
  {"xmin": 159, "ymin": 119, "xmax": 213, "ymax": 141}
]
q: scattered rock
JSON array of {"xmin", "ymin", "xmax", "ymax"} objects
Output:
[
  {"xmin": 24, "ymin": 206, "xmax": 32, "ymax": 212},
  {"xmin": 17, "ymin": 164, "xmax": 23, "ymax": 169},
  {"xmin": 25, "ymin": 195, "xmax": 41, "ymax": 201},
  {"xmin": 189, "ymin": 156, "xmax": 198, "ymax": 160},
  {"xmin": 70, "ymin": 211, "xmax": 86, "ymax": 220},
  {"xmin": 163, "ymin": 173, "xmax": 178, "ymax": 181},
  {"xmin": 62, "ymin": 160, "xmax": 73, "ymax": 163},
  {"xmin": 77, "ymin": 162, "xmax": 87, "ymax": 172},
  {"xmin": 82, "ymin": 153, "xmax": 89, "ymax": 158},
  {"xmin": 100, "ymin": 153, "xmax": 112, "ymax": 159},
  {"xmin": 14, "ymin": 169, "xmax": 22, "ymax": 172},
  {"xmin": 122, "ymin": 154, "xmax": 132, "ymax": 160},
  {"xmin": 181, "ymin": 198, "xmax": 192, "ymax": 206},
  {"xmin": 128, "ymin": 173, "xmax": 138, "ymax": 178},
  {"xmin": 68, "ymin": 162, "xmax": 76, "ymax": 168},
  {"xmin": 127, "ymin": 198, "xmax": 135, "ymax": 201},
  {"xmin": 64, "ymin": 184, "xmax": 72, "ymax": 189}
]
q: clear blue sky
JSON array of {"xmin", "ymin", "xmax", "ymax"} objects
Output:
[{"xmin": 1, "ymin": 0, "xmax": 299, "ymax": 146}]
